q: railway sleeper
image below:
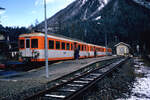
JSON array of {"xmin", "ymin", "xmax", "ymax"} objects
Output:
[
  {"xmin": 57, "ymin": 88, "xmax": 76, "ymax": 92},
  {"xmin": 90, "ymin": 73, "xmax": 102, "ymax": 76},
  {"xmin": 60, "ymin": 85, "xmax": 79, "ymax": 90},
  {"xmin": 73, "ymin": 80, "xmax": 90, "ymax": 84},
  {"xmin": 43, "ymin": 94, "xmax": 66, "ymax": 100},
  {"xmin": 67, "ymin": 84, "xmax": 84, "ymax": 87},
  {"xmin": 40, "ymin": 96, "xmax": 63, "ymax": 100},
  {"xmin": 80, "ymin": 77, "xmax": 95, "ymax": 81},
  {"xmin": 27, "ymin": 58, "xmax": 127, "ymax": 100},
  {"xmin": 45, "ymin": 94, "xmax": 66, "ymax": 98},
  {"xmin": 42, "ymin": 91, "xmax": 70, "ymax": 100}
]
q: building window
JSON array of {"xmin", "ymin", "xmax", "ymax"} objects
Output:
[
  {"xmin": 49, "ymin": 40, "xmax": 54, "ymax": 49},
  {"xmin": 19, "ymin": 40, "xmax": 24, "ymax": 49},
  {"xmin": 56, "ymin": 41, "xmax": 60, "ymax": 49},
  {"xmin": 62, "ymin": 42, "xmax": 65, "ymax": 50},
  {"xmin": 31, "ymin": 39, "xmax": 38, "ymax": 48}
]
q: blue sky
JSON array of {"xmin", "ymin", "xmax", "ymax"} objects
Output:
[{"xmin": 0, "ymin": 0, "xmax": 75, "ymax": 27}]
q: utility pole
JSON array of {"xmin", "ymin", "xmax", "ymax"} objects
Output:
[
  {"xmin": 44, "ymin": 0, "xmax": 49, "ymax": 78},
  {"xmin": 105, "ymin": 33, "xmax": 107, "ymax": 48},
  {"xmin": 82, "ymin": 20, "xmax": 87, "ymax": 41},
  {"xmin": 137, "ymin": 45, "xmax": 139, "ymax": 56},
  {"xmin": 0, "ymin": 7, "xmax": 5, "ymax": 24},
  {"xmin": 105, "ymin": 33, "xmax": 108, "ymax": 55}
]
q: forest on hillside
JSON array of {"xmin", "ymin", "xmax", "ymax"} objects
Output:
[
  {"xmin": 47, "ymin": 0, "xmax": 150, "ymax": 56},
  {"xmin": 0, "ymin": 25, "xmax": 30, "ymax": 43}
]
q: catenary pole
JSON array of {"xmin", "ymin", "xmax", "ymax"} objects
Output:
[
  {"xmin": 44, "ymin": 0, "xmax": 49, "ymax": 78},
  {"xmin": 105, "ymin": 33, "xmax": 108, "ymax": 54},
  {"xmin": 0, "ymin": 7, "xmax": 5, "ymax": 24},
  {"xmin": 105, "ymin": 33, "xmax": 107, "ymax": 48}
]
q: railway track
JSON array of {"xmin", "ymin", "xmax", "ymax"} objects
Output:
[{"xmin": 25, "ymin": 57, "xmax": 128, "ymax": 100}]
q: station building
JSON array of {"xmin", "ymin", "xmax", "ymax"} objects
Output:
[
  {"xmin": 115, "ymin": 42, "xmax": 131, "ymax": 56},
  {"xmin": 0, "ymin": 34, "xmax": 18, "ymax": 60}
]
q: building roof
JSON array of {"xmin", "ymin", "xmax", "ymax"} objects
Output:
[{"xmin": 114, "ymin": 42, "xmax": 131, "ymax": 48}]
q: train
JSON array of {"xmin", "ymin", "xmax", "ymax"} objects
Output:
[{"xmin": 18, "ymin": 33, "xmax": 112, "ymax": 62}]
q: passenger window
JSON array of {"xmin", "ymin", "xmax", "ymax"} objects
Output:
[
  {"xmin": 62, "ymin": 42, "xmax": 66, "ymax": 50},
  {"xmin": 56, "ymin": 41, "xmax": 60, "ymax": 49},
  {"xmin": 66, "ymin": 43, "xmax": 70, "ymax": 50},
  {"xmin": 78, "ymin": 45, "xmax": 80, "ymax": 50},
  {"xmin": 31, "ymin": 39, "xmax": 38, "ymax": 48},
  {"xmin": 49, "ymin": 40, "xmax": 54, "ymax": 49},
  {"xmin": 19, "ymin": 40, "xmax": 24, "ymax": 49},
  {"xmin": 26, "ymin": 39, "xmax": 30, "ymax": 48},
  {"xmin": 71, "ymin": 44, "xmax": 74, "ymax": 50},
  {"xmin": 91, "ymin": 47, "xmax": 93, "ymax": 51},
  {"xmin": 84, "ymin": 45, "xmax": 86, "ymax": 51},
  {"xmin": 83, "ymin": 45, "xmax": 85, "ymax": 51},
  {"xmin": 82, "ymin": 45, "xmax": 84, "ymax": 51}
]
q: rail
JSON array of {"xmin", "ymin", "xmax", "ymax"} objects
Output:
[{"xmin": 25, "ymin": 57, "xmax": 129, "ymax": 100}]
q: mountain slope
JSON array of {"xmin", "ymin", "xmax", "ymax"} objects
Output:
[
  {"xmin": 35, "ymin": 0, "xmax": 110, "ymax": 32},
  {"xmin": 35, "ymin": 0, "xmax": 150, "ymax": 52}
]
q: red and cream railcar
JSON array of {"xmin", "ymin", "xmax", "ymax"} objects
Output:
[{"xmin": 18, "ymin": 33, "xmax": 112, "ymax": 62}]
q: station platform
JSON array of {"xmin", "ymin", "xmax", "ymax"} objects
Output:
[{"xmin": 0, "ymin": 56, "xmax": 115, "ymax": 100}]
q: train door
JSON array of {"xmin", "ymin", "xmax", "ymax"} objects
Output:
[{"xmin": 25, "ymin": 38, "xmax": 31, "ymax": 57}]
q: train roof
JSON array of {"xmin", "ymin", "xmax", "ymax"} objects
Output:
[
  {"xmin": 19, "ymin": 32, "xmax": 87, "ymax": 43},
  {"xmin": 19, "ymin": 33, "xmax": 108, "ymax": 48}
]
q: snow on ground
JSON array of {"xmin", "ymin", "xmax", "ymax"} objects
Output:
[{"xmin": 127, "ymin": 58, "xmax": 150, "ymax": 100}]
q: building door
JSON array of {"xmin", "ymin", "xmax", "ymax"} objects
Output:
[{"xmin": 120, "ymin": 47, "xmax": 125, "ymax": 55}]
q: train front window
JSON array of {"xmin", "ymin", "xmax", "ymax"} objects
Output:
[
  {"xmin": 19, "ymin": 40, "xmax": 24, "ymax": 49},
  {"xmin": 31, "ymin": 39, "xmax": 38, "ymax": 48},
  {"xmin": 56, "ymin": 41, "xmax": 60, "ymax": 49},
  {"xmin": 49, "ymin": 40, "xmax": 54, "ymax": 49},
  {"xmin": 26, "ymin": 39, "xmax": 30, "ymax": 48}
]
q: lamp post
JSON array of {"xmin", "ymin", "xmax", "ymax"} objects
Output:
[{"xmin": 44, "ymin": 0, "xmax": 49, "ymax": 78}]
